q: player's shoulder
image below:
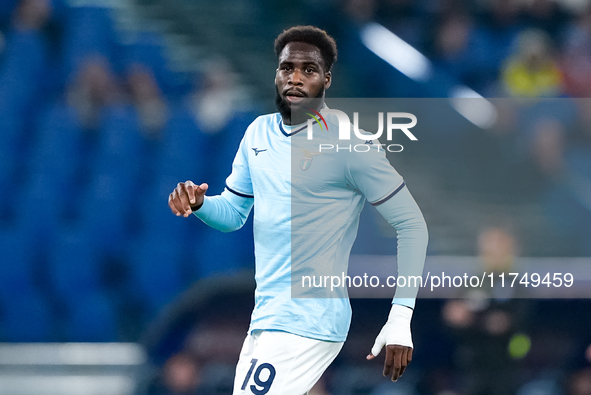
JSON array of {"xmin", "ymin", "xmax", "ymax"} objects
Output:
[
  {"xmin": 249, "ymin": 113, "xmax": 281, "ymax": 129},
  {"xmin": 244, "ymin": 113, "xmax": 281, "ymax": 137}
]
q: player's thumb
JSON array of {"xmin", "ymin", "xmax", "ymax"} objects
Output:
[
  {"xmin": 370, "ymin": 333, "xmax": 386, "ymax": 358},
  {"xmin": 195, "ymin": 183, "xmax": 208, "ymax": 196}
]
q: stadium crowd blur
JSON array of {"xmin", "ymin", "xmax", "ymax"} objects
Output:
[{"xmin": 0, "ymin": 0, "xmax": 591, "ymax": 394}]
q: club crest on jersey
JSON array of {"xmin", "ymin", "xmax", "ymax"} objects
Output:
[{"xmin": 299, "ymin": 148, "xmax": 321, "ymax": 171}]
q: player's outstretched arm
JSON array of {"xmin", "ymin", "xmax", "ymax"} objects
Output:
[
  {"xmin": 366, "ymin": 186, "xmax": 427, "ymax": 382},
  {"xmin": 168, "ymin": 181, "xmax": 209, "ymax": 217},
  {"xmin": 169, "ymin": 180, "xmax": 254, "ymax": 233},
  {"xmin": 366, "ymin": 304, "xmax": 413, "ymax": 382}
]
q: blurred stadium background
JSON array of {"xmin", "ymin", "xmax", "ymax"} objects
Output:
[{"xmin": 1, "ymin": 0, "xmax": 591, "ymax": 394}]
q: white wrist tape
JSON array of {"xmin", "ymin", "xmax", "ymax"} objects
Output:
[
  {"xmin": 388, "ymin": 303, "xmax": 413, "ymax": 323},
  {"xmin": 370, "ymin": 304, "xmax": 414, "ymax": 357}
]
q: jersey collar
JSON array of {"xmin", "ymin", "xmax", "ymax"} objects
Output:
[{"xmin": 278, "ymin": 103, "xmax": 328, "ymax": 137}]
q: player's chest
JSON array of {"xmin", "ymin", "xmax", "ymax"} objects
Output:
[{"xmin": 247, "ymin": 134, "xmax": 347, "ymax": 193}]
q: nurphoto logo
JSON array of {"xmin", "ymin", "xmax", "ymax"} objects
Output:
[{"xmin": 305, "ymin": 109, "xmax": 418, "ymax": 153}]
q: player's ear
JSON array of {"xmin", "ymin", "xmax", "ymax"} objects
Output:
[{"xmin": 324, "ymin": 70, "xmax": 332, "ymax": 89}]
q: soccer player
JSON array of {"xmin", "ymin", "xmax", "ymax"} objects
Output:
[{"xmin": 168, "ymin": 26, "xmax": 428, "ymax": 394}]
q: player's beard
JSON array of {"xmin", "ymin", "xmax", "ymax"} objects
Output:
[{"xmin": 275, "ymin": 85, "xmax": 324, "ymax": 126}]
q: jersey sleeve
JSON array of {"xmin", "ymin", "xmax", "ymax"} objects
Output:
[
  {"xmin": 374, "ymin": 186, "xmax": 428, "ymax": 309},
  {"xmin": 194, "ymin": 189, "xmax": 254, "ymax": 232},
  {"xmin": 225, "ymin": 122, "xmax": 254, "ymax": 199},
  {"xmin": 344, "ymin": 143, "xmax": 405, "ymax": 205},
  {"xmin": 346, "ymin": 142, "xmax": 427, "ymax": 309}
]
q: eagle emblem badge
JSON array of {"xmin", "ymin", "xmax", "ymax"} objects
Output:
[{"xmin": 299, "ymin": 148, "xmax": 322, "ymax": 171}]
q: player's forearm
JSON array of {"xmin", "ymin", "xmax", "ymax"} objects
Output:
[
  {"xmin": 193, "ymin": 189, "xmax": 253, "ymax": 232},
  {"xmin": 374, "ymin": 187, "xmax": 428, "ymax": 308}
]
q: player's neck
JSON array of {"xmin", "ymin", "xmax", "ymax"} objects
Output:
[
  {"xmin": 281, "ymin": 117, "xmax": 308, "ymax": 129},
  {"xmin": 281, "ymin": 102, "xmax": 325, "ymax": 126}
]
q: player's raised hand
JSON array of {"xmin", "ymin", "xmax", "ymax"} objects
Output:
[
  {"xmin": 168, "ymin": 181, "xmax": 208, "ymax": 217},
  {"xmin": 366, "ymin": 304, "xmax": 413, "ymax": 382}
]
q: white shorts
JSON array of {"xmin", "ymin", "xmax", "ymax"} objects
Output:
[{"xmin": 232, "ymin": 330, "xmax": 344, "ymax": 395}]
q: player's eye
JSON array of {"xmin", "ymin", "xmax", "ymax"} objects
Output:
[
  {"xmin": 305, "ymin": 67, "xmax": 315, "ymax": 73},
  {"xmin": 280, "ymin": 65, "xmax": 292, "ymax": 71}
]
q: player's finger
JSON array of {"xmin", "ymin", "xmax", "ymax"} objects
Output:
[
  {"xmin": 168, "ymin": 193, "xmax": 181, "ymax": 216},
  {"xmin": 172, "ymin": 188, "xmax": 190, "ymax": 216},
  {"xmin": 184, "ymin": 180, "xmax": 197, "ymax": 205},
  {"xmin": 175, "ymin": 183, "xmax": 193, "ymax": 216},
  {"xmin": 408, "ymin": 347, "xmax": 413, "ymax": 363},
  {"xmin": 383, "ymin": 344, "xmax": 394, "ymax": 377},
  {"xmin": 399, "ymin": 347, "xmax": 410, "ymax": 378},
  {"xmin": 390, "ymin": 346, "xmax": 403, "ymax": 382}
]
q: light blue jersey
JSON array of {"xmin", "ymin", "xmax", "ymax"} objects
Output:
[{"xmin": 195, "ymin": 108, "xmax": 427, "ymax": 342}]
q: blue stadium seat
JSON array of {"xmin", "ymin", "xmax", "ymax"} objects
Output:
[
  {"xmin": 61, "ymin": 6, "xmax": 117, "ymax": 80},
  {"xmin": 139, "ymin": 172, "xmax": 249, "ymax": 283},
  {"xmin": 0, "ymin": 30, "xmax": 48, "ymax": 115},
  {"xmin": 47, "ymin": 226, "xmax": 102, "ymax": 302},
  {"xmin": 0, "ymin": 289, "xmax": 53, "ymax": 342},
  {"xmin": 0, "ymin": 105, "xmax": 23, "ymax": 157},
  {"xmin": 0, "ymin": 106, "xmax": 25, "ymax": 213},
  {"xmin": 122, "ymin": 32, "xmax": 179, "ymax": 95},
  {"xmin": 140, "ymin": 178, "xmax": 193, "ymax": 242},
  {"xmin": 28, "ymin": 104, "xmax": 82, "ymax": 182},
  {"xmin": 127, "ymin": 234, "xmax": 186, "ymax": 317},
  {"xmin": 0, "ymin": 0, "xmax": 18, "ymax": 24},
  {"xmin": 0, "ymin": 229, "xmax": 37, "ymax": 299},
  {"xmin": 35, "ymin": 102, "xmax": 81, "ymax": 136},
  {"xmin": 98, "ymin": 105, "xmax": 142, "ymax": 152},
  {"xmin": 205, "ymin": 111, "xmax": 254, "ymax": 171},
  {"xmin": 64, "ymin": 290, "xmax": 119, "ymax": 342},
  {"xmin": 94, "ymin": 105, "xmax": 143, "ymax": 177},
  {"xmin": 0, "ymin": 149, "xmax": 14, "ymax": 211},
  {"xmin": 150, "ymin": 109, "xmax": 258, "ymax": 278},
  {"xmin": 175, "ymin": 110, "xmax": 255, "ymax": 193},
  {"xmin": 156, "ymin": 108, "xmax": 208, "ymax": 181},
  {"xmin": 76, "ymin": 172, "xmax": 129, "ymax": 255},
  {"xmin": 13, "ymin": 173, "xmax": 68, "ymax": 250},
  {"xmin": 187, "ymin": 216, "xmax": 254, "ymax": 279}
]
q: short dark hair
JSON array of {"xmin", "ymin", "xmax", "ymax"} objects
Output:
[{"xmin": 274, "ymin": 26, "xmax": 338, "ymax": 72}]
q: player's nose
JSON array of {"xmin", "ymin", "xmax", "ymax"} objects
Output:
[{"xmin": 288, "ymin": 69, "xmax": 304, "ymax": 86}]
